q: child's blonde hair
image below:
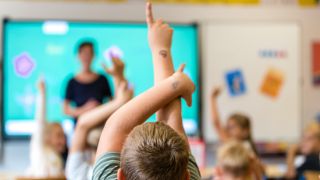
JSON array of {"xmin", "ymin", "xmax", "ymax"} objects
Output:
[
  {"xmin": 87, "ymin": 126, "xmax": 103, "ymax": 148},
  {"xmin": 218, "ymin": 141, "xmax": 252, "ymax": 179},
  {"xmin": 304, "ymin": 122, "xmax": 320, "ymax": 140},
  {"xmin": 121, "ymin": 122, "xmax": 189, "ymax": 180},
  {"xmin": 45, "ymin": 122, "xmax": 64, "ymax": 140}
]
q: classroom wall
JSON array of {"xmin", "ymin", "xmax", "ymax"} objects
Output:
[
  {"xmin": 0, "ymin": 0, "xmax": 319, "ymax": 173},
  {"xmin": 0, "ymin": 1, "xmax": 319, "ymax": 142},
  {"xmin": 202, "ymin": 22, "xmax": 302, "ymax": 142}
]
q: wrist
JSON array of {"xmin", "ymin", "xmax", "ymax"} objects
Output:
[
  {"xmin": 71, "ymin": 108, "xmax": 80, "ymax": 117},
  {"xmin": 39, "ymin": 91, "xmax": 45, "ymax": 97},
  {"xmin": 169, "ymin": 75, "xmax": 184, "ymax": 94},
  {"xmin": 151, "ymin": 47, "xmax": 171, "ymax": 55},
  {"xmin": 114, "ymin": 97, "xmax": 128, "ymax": 106},
  {"xmin": 113, "ymin": 74, "xmax": 125, "ymax": 82}
]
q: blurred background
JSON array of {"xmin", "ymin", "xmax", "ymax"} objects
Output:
[{"xmin": 0, "ymin": 0, "xmax": 319, "ymax": 179}]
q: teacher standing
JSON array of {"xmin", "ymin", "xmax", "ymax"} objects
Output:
[{"xmin": 63, "ymin": 41, "xmax": 112, "ymax": 123}]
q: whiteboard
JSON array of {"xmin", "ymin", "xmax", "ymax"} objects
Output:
[{"xmin": 202, "ymin": 22, "xmax": 301, "ymax": 142}]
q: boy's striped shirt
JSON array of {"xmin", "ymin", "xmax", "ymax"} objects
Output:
[{"xmin": 92, "ymin": 152, "xmax": 201, "ymax": 180}]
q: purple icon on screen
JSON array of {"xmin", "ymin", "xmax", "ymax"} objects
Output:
[
  {"xmin": 103, "ymin": 46, "xmax": 124, "ymax": 62},
  {"xmin": 14, "ymin": 53, "xmax": 35, "ymax": 77}
]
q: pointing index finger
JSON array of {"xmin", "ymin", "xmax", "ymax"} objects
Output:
[{"xmin": 146, "ymin": 2, "xmax": 154, "ymax": 27}]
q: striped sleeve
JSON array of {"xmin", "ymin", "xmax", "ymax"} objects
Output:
[
  {"xmin": 92, "ymin": 152, "xmax": 120, "ymax": 180},
  {"xmin": 188, "ymin": 154, "xmax": 201, "ymax": 180}
]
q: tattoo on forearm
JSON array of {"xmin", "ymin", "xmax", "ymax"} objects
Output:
[
  {"xmin": 172, "ymin": 81, "xmax": 179, "ymax": 90},
  {"xmin": 159, "ymin": 50, "xmax": 168, "ymax": 58}
]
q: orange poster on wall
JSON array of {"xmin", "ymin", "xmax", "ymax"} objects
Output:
[{"xmin": 260, "ymin": 68, "xmax": 285, "ymax": 98}]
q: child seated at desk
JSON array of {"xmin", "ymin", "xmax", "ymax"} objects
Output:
[{"xmin": 286, "ymin": 122, "xmax": 320, "ymax": 179}]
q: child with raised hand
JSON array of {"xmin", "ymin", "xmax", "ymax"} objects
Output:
[
  {"xmin": 66, "ymin": 57, "xmax": 132, "ymax": 180},
  {"xmin": 147, "ymin": 2, "xmax": 199, "ymax": 178},
  {"xmin": 146, "ymin": 1, "xmax": 189, "ymax": 141},
  {"xmin": 211, "ymin": 87, "xmax": 258, "ymax": 156},
  {"xmin": 285, "ymin": 122, "xmax": 320, "ymax": 179},
  {"xmin": 211, "ymin": 87, "xmax": 264, "ymax": 179},
  {"xmin": 26, "ymin": 78, "xmax": 66, "ymax": 178},
  {"xmin": 92, "ymin": 2, "xmax": 200, "ymax": 180}
]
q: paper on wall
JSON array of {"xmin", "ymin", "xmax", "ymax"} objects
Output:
[
  {"xmin": 225, "ymin": 69, "xmax": 247, "ymax": 97},
  {"xmin": 260, "ymin": 67, "xmax": 285, "ymax": 98}
]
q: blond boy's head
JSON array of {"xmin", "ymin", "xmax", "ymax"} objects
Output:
[
  {"xmin": 217, "ymin": 141, "xmax": 251, "ymax": 179},
  {"xmin": 120, "ymin": 122, "xmax": 189, "ymax": 180},
  {"xmin": 304, "ymin": 122, "xmax": 320, "ymax": 138},
  {"xmin": 301, "ymin": 122, "xmax": 320, "ymax": 154}
]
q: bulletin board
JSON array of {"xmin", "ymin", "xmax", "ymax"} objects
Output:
[{"xmin": 202, "ymin": 22, "xmax": 301, "ymax": 142}]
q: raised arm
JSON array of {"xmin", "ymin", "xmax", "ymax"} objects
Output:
[
  {"xmin": 70, "ymin": 82, "xmax": 132, "ymax": 153},
  {"xmin": 70, "ymin": 59, "xmax": 128, "ymax": 153},
  {"xmin": 102, "ymin": 54, "xmax": 125, "ymax": 91},
  {"xmin": 146, "ymin": 2, "xmax": 187, "ymax": 141},
  {"xmin": 96, "ymin": 67, "xmax": 195, "ymax": 158},
  {"xmin": 210, "ymin": 87, "xmax": 229, "ymax": 142},
  {"xmin": 147, "ymin": 2, "xmax": 174, "ymax": 83},
  {"xmin": 31, "ymin": 79, "xmax": 47, "ymax": 150}
]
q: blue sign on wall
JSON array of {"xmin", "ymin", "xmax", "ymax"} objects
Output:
[{"xmin": 225, "ymin": 69, "xmax": 247, "ymax": 97}]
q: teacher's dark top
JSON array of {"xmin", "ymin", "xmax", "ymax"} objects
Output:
[{"xmin": 65, "ymin": 74, "xmax": 112, "ymax": 108}]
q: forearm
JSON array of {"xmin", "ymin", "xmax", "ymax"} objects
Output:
[
  {"xmin": 210, "ymin": 97, "xmax": 228, "ymax": 141},
  {"xmin": 210, "ymin": 97, "xmax": 220, "ymax": 126},
  {"xmin": 96, "ymin": 76, "xmax": 183, "ymax": 157},
  {"xmin": 112, "ymin": 75, "xmax": 126, "ymax": 90},
  {"xmin": 160, "ymin": 99, "xmax": 188, "ymax": 141},
  {"xmin": 64, "ymin": 104, "xmax": 84, "ymax": 118},
  {"xmin": 33, "ymin": 88, "xmax": 47, "ymax": 151},
  {"xmin": 71, "ymin": 100, "xmax": 125, "ymax": 153},
  {"xmin": 78, "ymin": 100, "xmax": 124, "ymax": 130},
  {"xmin": 35, "ymin": 91, "xmax": 46, "ymax": 124},
  {"xmin": 152, "ymin": 48, "xmax": 175, "ymax": 121},
  {"xmin": 286, "ymin": 146, "xmax": 298, "ymax": 173},
  {"xmin": 152, "ymin": 48, "xmax": 174, "ymax": 83},
  {"xmin": 152, "ymin": 48, "xmax": 187, "ymax": 139}
]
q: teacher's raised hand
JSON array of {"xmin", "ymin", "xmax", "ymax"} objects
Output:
[{"xmin": 102, "ymin": 55, "xmax": 126, "ymax": 88}]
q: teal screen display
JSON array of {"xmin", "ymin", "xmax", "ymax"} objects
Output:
[{"xmin": 3, "ymin": 20, "xmax": 199, "ymax": 137}]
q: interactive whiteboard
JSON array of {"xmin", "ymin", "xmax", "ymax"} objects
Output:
[{"xmin": 2, "ymin": 20, "xmax": 200, "ymax": 137}]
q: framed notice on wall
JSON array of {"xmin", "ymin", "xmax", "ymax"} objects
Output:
[{"xmin": 312, "ymin": 42, "xmax": 320, "ymax": 86}]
